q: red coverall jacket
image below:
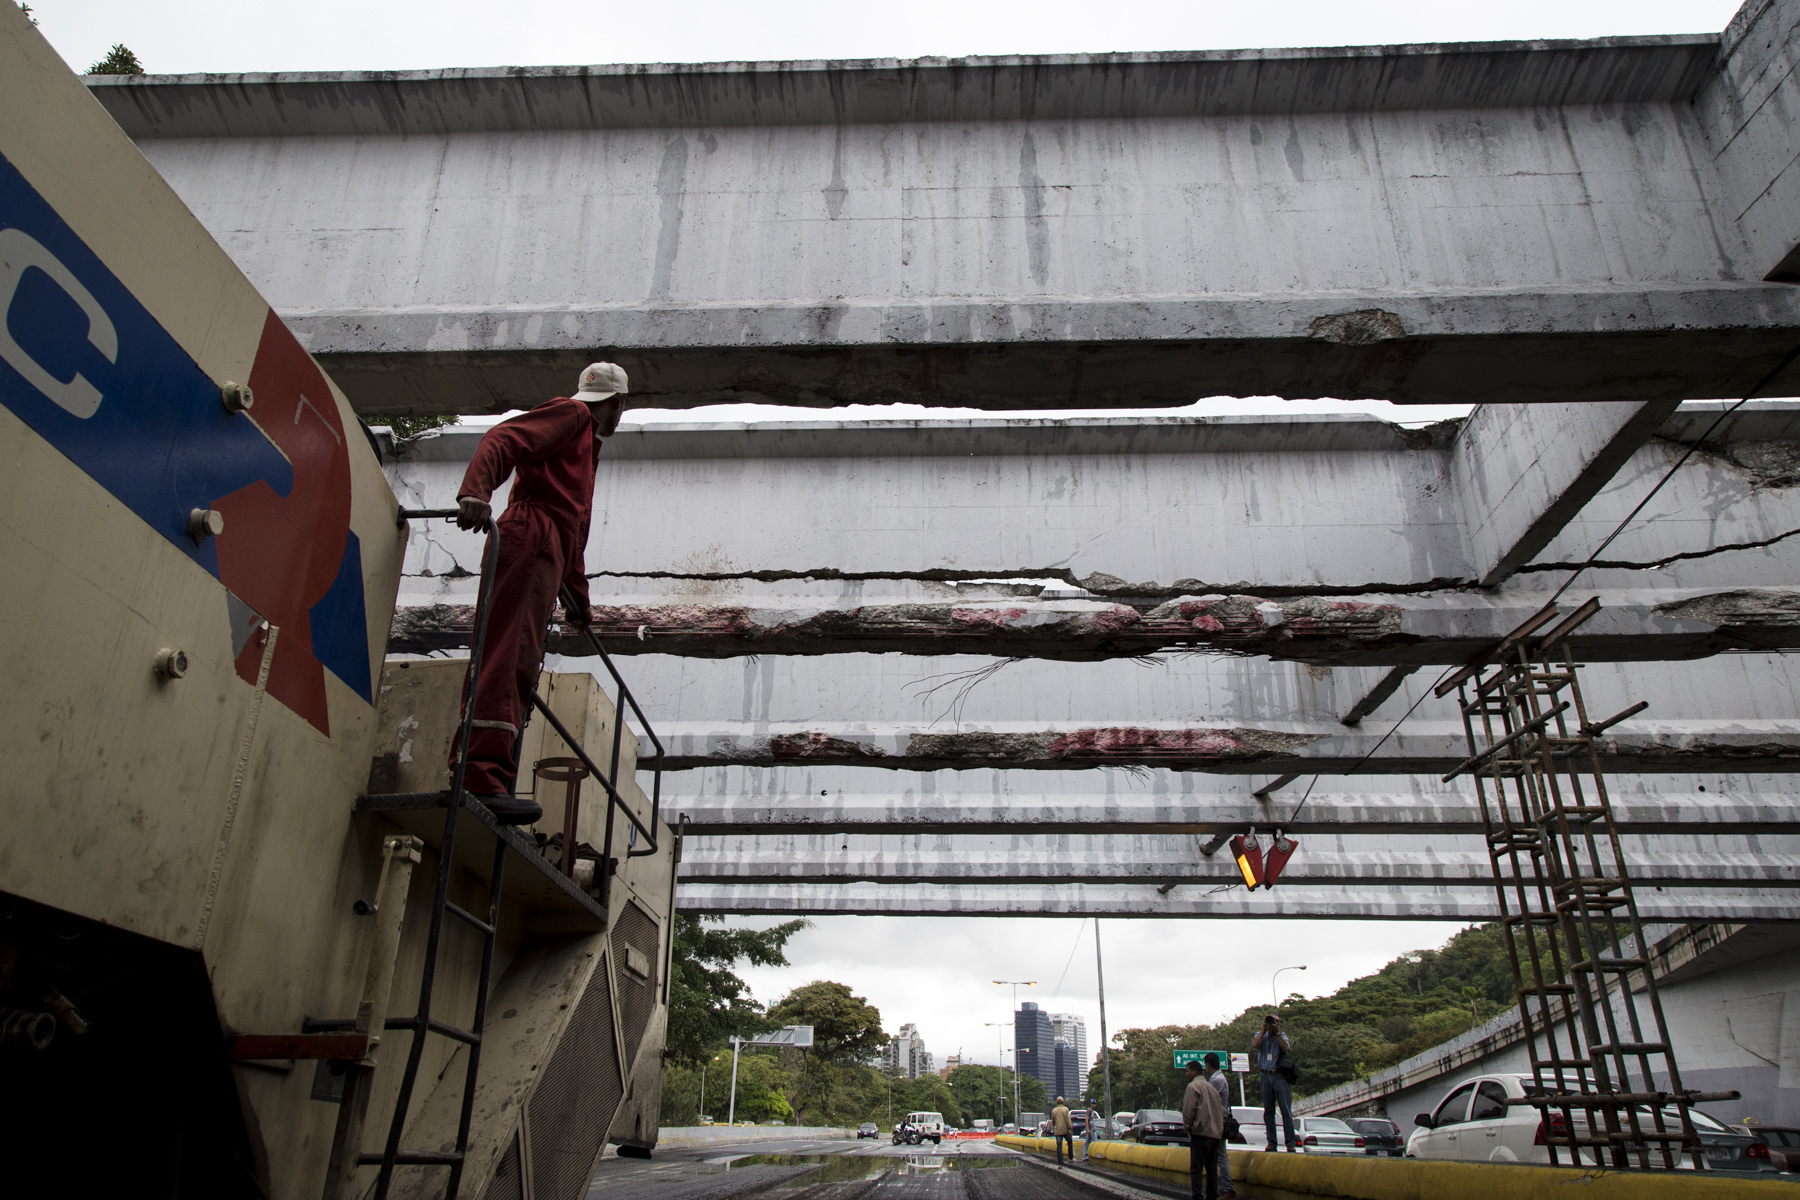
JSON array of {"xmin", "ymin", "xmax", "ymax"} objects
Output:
[{"xmin": 452, "ymin": 398, "xmax": 602, "ymax": 794}]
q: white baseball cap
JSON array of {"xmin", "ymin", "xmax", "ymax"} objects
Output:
[{"xmin": 576, "ymin": 361, "xmax": 629, "ymax": 400}]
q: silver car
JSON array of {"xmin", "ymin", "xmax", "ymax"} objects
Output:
[{"xmin": 1296, "ymin": 1116, "xmax": 1366, "ymax": 1155}]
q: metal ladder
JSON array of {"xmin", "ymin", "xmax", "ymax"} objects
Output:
[
  {"xmin": 322, "ymin": 509, "xmax": 664, "ymax": 1199},
  {"xmin": 1439, "ymin": 599, "xmax": 1729, "ymax": 1169}
]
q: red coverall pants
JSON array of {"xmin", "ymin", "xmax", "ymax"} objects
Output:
[{"xmin": 455, "ymin": 505, "xmax": 567, "ymax": 795}]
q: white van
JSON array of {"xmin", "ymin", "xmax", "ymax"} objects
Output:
[{"xmin": 1231, "ymin": 1106, "xmax": 1293, "ymax": 1151}]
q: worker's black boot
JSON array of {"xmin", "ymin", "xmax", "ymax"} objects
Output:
[{"xmin": 473, "ymin": 794, "xmax": 543, "ymax": 825}]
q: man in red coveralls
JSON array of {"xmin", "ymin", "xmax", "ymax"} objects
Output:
[{"xmin": 450, "ymin": 362, "xmax": 628, "ymax": 823}]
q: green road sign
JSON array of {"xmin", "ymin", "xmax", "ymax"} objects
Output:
[{"xmin": 1172, "ymin": 1049, "xmax": 1227, "ymax": 1068}]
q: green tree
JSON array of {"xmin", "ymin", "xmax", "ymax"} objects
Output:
[
  {"xmin": 665, "ymin": 915, "xmax": 807, "ymax": 1065},
  {"xmin": 18, "ymin": 4, "xmax": 38, "ymax": 27},
  {"xmin": 892, "ymin": 1074, "xmax": 962, "ymax": 1126},
  {"xmin": 388, "ymin": 414, "xmax": 459, "ymax": 440},
  {"xmin": 946, "ymin": 1063, "xmax": 1044, "ymax": 1126},
  {"xmin": 767, "ymin": 980, "xmax": 887, "ymax": 1119},
  {"xmin": 88, "ymin": 44, "xmax": 144, "ymax": 75}
]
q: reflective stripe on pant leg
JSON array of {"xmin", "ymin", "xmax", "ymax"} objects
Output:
[{"xmin": 458, "ymin": 506, "xmax": 565, "ymax": 795}]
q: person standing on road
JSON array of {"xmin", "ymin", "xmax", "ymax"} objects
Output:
[
  {"xmin": 1181, "ymin": 1060, "xmax": 1225, "ymax": 1200},
  {"xmin": 1204, "ymin": 1054, "xmax": 1237, "ymax": 1200},
  {"xmin": 1051, "ymin": 1097, "xmax": 1075, "ymax": 1165},
  {"xmin": 1081, "ymin": 1100, "xmax": 1098, "ymax": 1160},
  {"xmin": 1251, "ymin": 1014, "xmax": 1299, "ymax": 1152}
]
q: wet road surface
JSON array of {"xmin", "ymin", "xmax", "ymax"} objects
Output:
[{"xmin": 585, "ymin": 1137, "xmax": 1190, "ymax": 1200}]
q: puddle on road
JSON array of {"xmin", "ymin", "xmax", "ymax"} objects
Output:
[{"xmin": 712, "ymin": 1153, "xmax": 1020, "ymax": 1185}]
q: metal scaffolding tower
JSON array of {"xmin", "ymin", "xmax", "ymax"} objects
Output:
[{"xmin": 1440, "ymin": 599, "xmax": 1727, "ymax": 1170}]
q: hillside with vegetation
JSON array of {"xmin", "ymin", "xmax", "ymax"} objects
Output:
[{"xmin": 1094, "ymin": 923, "xmax": 1522, "ymax": 1111}]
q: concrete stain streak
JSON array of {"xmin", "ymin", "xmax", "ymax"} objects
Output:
[{"xmin": 648, "ymin": 136, "xmax": 690, "ymax": 301}]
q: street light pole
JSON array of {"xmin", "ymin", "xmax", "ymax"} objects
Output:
[
  {"xmin": 1271, "ymin": 965, "xmax": 1308, "ymax": 1008},
  {"xmin": 1094, "ymin": 919, "xmax": 1114, "ymax": 1137},
  {"xmin": 994, "ymin": 979, "xmax": 1037, "ymax": 1126},
  {"xmin": 727, "ymin": 1036, "xmax": 742, "ymax": 1126},
  {"xmin": 983, "ymin": 1022, "xmax": 1010, "ymax": 1128}
]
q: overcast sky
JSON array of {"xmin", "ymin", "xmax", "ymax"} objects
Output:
[{"xmin": 31, "ymin": 0, "xmax": 1748, "ymax": 1082}]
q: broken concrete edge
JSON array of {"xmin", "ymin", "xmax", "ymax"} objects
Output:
[
  {"xmin": 386, "ymin": 588, "xmax": 1800, "ymax": 664},
  {"xmin": 641, "ymin": 726, "xmax": 1800, "ymax": 773}
]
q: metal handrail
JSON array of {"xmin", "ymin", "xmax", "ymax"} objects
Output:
[
  {"xmin": 377, "ymin": 506, "xmax": 505, "ymax": 1200},
  {"xmin": 557, "ymin": 584, "xmax": 664, "ymax": 861},
  {"xmin": 529, "ymin": 690, "xmax": 658, "ymax": 852}
]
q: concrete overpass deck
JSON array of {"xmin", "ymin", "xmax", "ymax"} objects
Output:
[{"xmin": 88, "ymin": 0, "xmax": 1800, "ymax": 412}]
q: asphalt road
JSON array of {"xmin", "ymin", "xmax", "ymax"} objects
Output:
[{"xmin": 584, "ymin": 1137, "xmax": 1191, "ymax": 1200}]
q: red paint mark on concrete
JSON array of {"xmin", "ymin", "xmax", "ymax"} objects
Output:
[
  {"xmin": 768, "ymin": 732, "xmax": 888, "ymax": 760},
  {"xmin": 951, "ymin": 607, "xmax": 1029, "ymax": 629},
  {"xmin": 1047, "ymin": 727, "xmax": 1255, "ymax": 760},
  {"xmin": 1091, "ymin": 606, "xmax": 1142, "ymax": 634}
]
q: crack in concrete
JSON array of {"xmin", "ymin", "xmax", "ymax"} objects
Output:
[
  {"xmin": 584, "ymin": 566, "xmax": 1477, "ymax": 601},
  {"xmin": 1516, "ymin": 525, "xmax": 1800, "ymax": 573}
]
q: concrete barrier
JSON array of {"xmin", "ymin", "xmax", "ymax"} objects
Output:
[
  {"xmin": 653, "ymin": 1126, "xmax": 856, "ymax": 1148},
  {"xmin": 994, "ymin": 1135, "xmax": 1797, "ymax": 1198}
]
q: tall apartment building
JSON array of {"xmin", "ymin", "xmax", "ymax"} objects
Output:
[
  {"xmin": 1049, "ymin": 1013, "xmax": 1089, "ymax": 1100},
  {"xmin": 883, "ymin": 1022, "xmax": 935, "ymax": 1079}
]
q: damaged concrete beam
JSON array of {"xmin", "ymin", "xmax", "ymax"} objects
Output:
[
  {"xmin": 675, "ymin": 833, "xmax": 1800, "ymax": 888},
  {"xmin": 1452, "ymin": 400, "xmax": 1683, "ymax": 585},
  {"xmin": 388, "ymin": 587, "xmax": 1800, "ymax": 665},
  {"xmin": 673, "ymin": 883, "xmax": 1800, "ymax": 922},
  {"xmin": 388, "ymin": 404, "xmax": 1800, "ymax": 599},
  {"xmin": 105, "ymin": 30, "xmax": 1800, "ymax": 412},
  {"xmin": 667, "ymin": 791, "xmax": 1800, "ymax": 835},
  {"xmin": 647, "ymin": 718, "xmax": 1800, "ymax": 773}
]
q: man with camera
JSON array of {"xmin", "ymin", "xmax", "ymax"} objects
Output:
[{"xmin": 1251, "ymin": 1014, "xmax": 1299, "ymax": 1153}]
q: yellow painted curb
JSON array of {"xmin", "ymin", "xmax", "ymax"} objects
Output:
[{"xmin": 993, "ymin": 1135, "xmax": 1795, "ymax": 1198}]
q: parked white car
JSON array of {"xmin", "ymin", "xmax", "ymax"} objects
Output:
[
  {"xmin": 1230, "ymin": 1106, "xmax": 1293, "ymax": 1151},
  {"xmin": 1405, "ymin": 1073, "xmax": 1775, "ymax": 1172},
  {"xmin": 1295, "ymin": 1116, "xmax": 1366, "ymax": 1155}
]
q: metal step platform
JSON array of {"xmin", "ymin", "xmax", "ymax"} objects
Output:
[{"xmin": 354, "ymin": 791, "xmax": 606, "ymax": 931}]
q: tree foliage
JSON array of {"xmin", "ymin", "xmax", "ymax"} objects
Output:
[
  {"xmin": 18, "ymin": 4, "xmax": 38, "ymax": 27},
  {"xmin": 767, "ymin": 980, "xmax": 887, "ymax": 1116},
  {"xmin": 1094, "ymin": 923, "xmax": 1531, "ymax": 1109},
  {"xmin": 665, "ymin": 914, "xmax": 807, "ymax": 1065},
  {"xmin": 945, "ymin": 1063, "xmax": 1046, "ymax": 1125},
  {"xmin": 88, "ymin": 44, "xmax": 144, "ymax": 75},
  {"xmin": 387, "ymin": 414, "xmax": 459, "ymax": 440}
]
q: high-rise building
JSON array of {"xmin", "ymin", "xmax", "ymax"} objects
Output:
[
  {"xmin": 1049, "ymin": 1013, "xmax": 1089, "ymax": 1099},
  {"xmin": 937, "ymin": 1053, "xmax": 962, "ymax": 1081},
  {"xmin": 1014, "ymin": 1001, "xmax": 1056, "ymax": 1095},
  {"xmin": 883, "ymin": 1022, "xmax": 934, "ymax": 1079}
]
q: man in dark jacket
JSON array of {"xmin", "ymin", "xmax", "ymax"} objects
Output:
[
  {"xmin": 451, "ymin": 362, "xmax": 627, "ymax": 822},
  {"xmin": 1181, "ymin": 1060, "xmax": 1224, "ymax": 1200}
]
